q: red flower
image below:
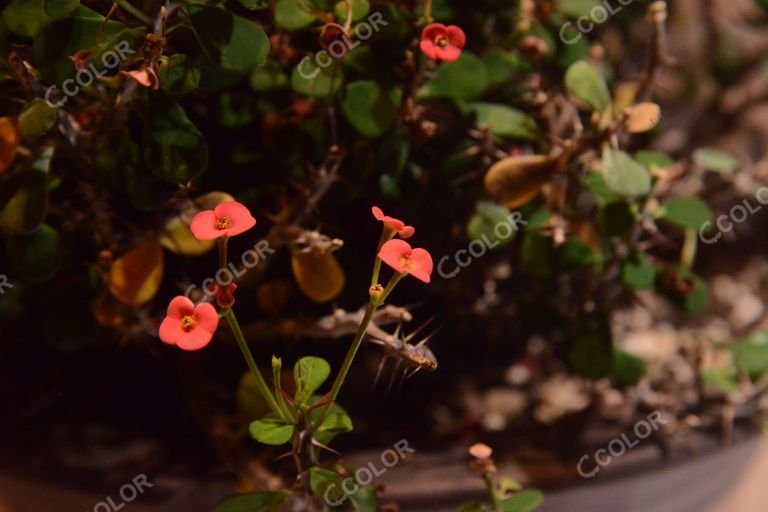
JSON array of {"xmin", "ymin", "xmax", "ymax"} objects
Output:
[
  {"xmin": 190, "ymin": 201, "xmax": 256, "ymax": 241},
  {"xmin": 372, "ymin": 206, "xmax": 415, "ymax": 238},
  {"xmin": 420, "ymin": 23, "xmax": 466, "ymax": 62},
  {"xmin": 378, "ymin": 239, "xmax": 433, "ymax": 283},
  {"xmin": 159, "ymin": 296, "xmax": 219, "ymax": 351}
]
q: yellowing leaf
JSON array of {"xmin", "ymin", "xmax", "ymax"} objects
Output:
[
  {"xmin": 484, "ymin": 154, "xmax": 556, "ymax": 209},
  {"xmin": 90, "ymin": 291, "xmax": 126, "ymax": 328},
  {"xmin": 160, "ymin": 215, "xmax": 215, "ymax": 256},
  {"xmin": 624, "ymin": 102, "xmax": 661, "ymax": 133},
  {"xmin": 0, "ymin": 117, "xmax": 20, "ymax": 175},
  {"xmin": 291, "ymin": 250, "xmax": 345, "ymax": 303},
  {"xmin": 108, "ymin": 241, "xmax": 164, "ymax": 306},
  {"xmin": 195, "ymin": 191, "xmax": 236, "ymax": 210}
]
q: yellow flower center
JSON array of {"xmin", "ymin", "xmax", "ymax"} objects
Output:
[
  {"xmin": 434, "ymin": 35, "xmax": 448, "ymax": 48},
  {"xmin": 181, "ymin": 315, "xmax": 196, "ymax": 331},
  {"xmin": 215, "ymin": 217, "xmax": 232, "ymax": 230},
  {"xmin": 398, "ymin": 255, "xmax": 415, "ymax": 270}
]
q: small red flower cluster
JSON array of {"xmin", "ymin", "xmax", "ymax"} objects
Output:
[
  {"xmin": 160, "ymin": 201, "xmax": 256, "ymax": 350},
  {"xmin": 372, "ymin": 207, "xmax": 434, "ymax": 283},
  {"xmin": 420, "ymin": 23, "xmax": 466, "ymax": 62}
]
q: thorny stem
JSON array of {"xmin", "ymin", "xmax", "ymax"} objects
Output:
[
  {"xmin": 222, "ymin": 308, "xmax": 290, "ymax": 423},
  {"xmin": 113, "ymin": 0, "xmax": 154, "ymax": 26}
]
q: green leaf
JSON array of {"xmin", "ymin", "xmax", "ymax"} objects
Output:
[
  {"xmin": 143, "ymin": 92, "xmax": 208, "ymax": 184},
  {"xmin": 3, "ymin": 0, "xmax": 54, "ymax": 38},
  {"xmin": 187, "ymin": 4, "xmax": 269, "ymax": 73},
  {"xmin": 482, "ymin": 49, "xmax": 517, "ymax": 87},
  {"xmin": 418, "ymin": 52, "xmax": 489, "ymax": 100},
  {"xmin": 18, "ymin": 99, "xmax": 56, "ymax": 139},
  {"xmin": 236, "ymin": 371, "xmax": 271, "ymax": 420},
  {"xmin": 701, "ymin": 368, "xmax": 740, "ymax": 393},
  {"xmin": 0, "ymin": 170, "xmax": 48, "ymax": 235},
  {"xmin": 158, "ymin": 54, "xmax": 201, "ymax": 94},
  {"xmin": 309, "ymin": 467, "xmax": 345, "ymax": 503},
  {"xmin": 249, "ymin": 417, "xmax": 294, "ymax": 445},
  {"xmin": 682, "ymin": 273, "xmax": 709, "ymax": 315},
  {"xmin": 500, "ymin": 490, "xmax": 544, "ymax": 512},
  {"xmin": 565, "ymin": 61, "xmax": 610, "ymax": 112},
  {"xmin": 341, "ymin": 81, "xmax": 400, "ymax": 137},
  {"xmin": 693, "ymin": 147, "xmax": 738, "ymax": 173},
  {"xmin": 602, "ymin": 147, "xmax": 651, "ymax": 197},
  {"xmin": 4, "ymin": 224, "xmax": 62, "ymax": 282},
  {"xmin": 44, "ymin": 0, "xmax": 80, "ymax": 18},
  {"xmin": 250, "ymin": 61, "xmax": 289, "ymax": 92},
  {"xmin": 469, "ymin": 103, "xmax": 538, "ymax": 141},
  {"xmin": 656, "ymin": 197, "xmax": 712, "ymax": 230},
  {"xmin": 294, "ymin": 356, "xmax": 331, "ymax": 403},
  {"xmin": 348, "ymin": 484, "xmax": 378, "ymax": 512},
  {"xmin": 621, "ymin": 253, "xmax": 656, "ymax": 290},
  {"xmin": 275, "ymin": 0, "xmax": 317, "ymax": 29},
  {"xmin": 458, "ymin": 501, "xmax": 485, "ymax": 512},
  {"xmin": 557, "ymin": 0, "xmax": 602, "ymax": 17},
  {"xmin": 598, "ymin": 201, "xmax": 635, "ymax": 238},
  {"xmin": 612, "ymin": 349, "xmax": 646, "ymax": 387},
  {"xmin": 729, "ymin": 332, "xmax": 768, "ymax": 378},
  {"xmin": 467, "ymin": 201, "xmax": 515, "ymax": 248},
  {"xmin": 33, "ymin": 10, "xmax": 134, "ymax": 84},
  {"xmin": 212, "ymin": 491, "xmax": 288, "ymax": 512},
  {"xmin": 335, "ymin": 0, "xmax": 370, "ymax": 22},
  {"xmin": 291, "ymin": 58, "xmax": 343, "ymax": 98},
  {"xmin": 569, "ymin": 316, "xmax": 612, "ymax": 379},
  {"xmin": 312, "ymin": 401, "xmax": 353, "ymax": 444},
  {"xmin": 635, "ymin": 150, "xmax": 673, "ymax": 170},
  {"xmin": 237, "ymin": 0, "xmax": 270, "ymax": 9}
]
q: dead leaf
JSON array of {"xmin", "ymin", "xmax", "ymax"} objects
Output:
[
  {"xmin": 291, "ymin": 249, "xmax": 345, "ymax": 303},
  {"xmin": 484, "ymin": 155, "xmax": 556, "ymax": 209},
  {"xmin": 624, "ymin": 102, "xmax": 662, "ymax": 133},
  {"xmin": 108, "ymin": 241, "xmax": 164, "ymax": 307},
  {"xmin": 0, "ymin": 117, "xmax": 20, "ymax": 175}
]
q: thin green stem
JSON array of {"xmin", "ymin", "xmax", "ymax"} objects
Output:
[
  {"xmin": 313, "ymin": 301, "xmax": 377, "ymax": 428},
  {"xmin": 218, "ymin": 237, "xmax": 229, "ymax": 273},
  {"xmin": 681, "ymin": 228, "xmax": 697, "ymax": 270},
  {"xmin": 370, "ymin": 230, "xmax": 390, "ymax": 287},
  {"xmin": 223, "ymin": 308, "xmax": 291, "ymax": 423},
  {"xmin": 376, "ymin": 272, "xmax": 404, "ymax": 307},
  {"xmin": 421, "ymin": 0, "xmax": 433, "ymax": 24},
  {"xmin": 484, "ymin": 474, "xmax": 500, "ymax": 511},
  {"xmin": 113, "ymin": 0, "xmax": 154, "ymax": 26},
  {"xmin": 272, "ymin": 357, "xmax": 294, "ymax": 421}
]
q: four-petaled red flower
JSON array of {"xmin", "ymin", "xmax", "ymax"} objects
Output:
[
  {"xmin": 159, "ymin": 296, "xmax": 219, "ymax": 351},
  {"xmin": 378, "ymin": 239, "xmax": 433, "ymax": 283},
  {"xmin": 372, "ymin": 206, "xmax": 415, "ymax": 238},
  {"xmin": 190, "ymin": 201, "xmax": 256, "ymax": 241},
  {"xmin": 420, "ymin": 23, "xmax": 466, "ymax": 62}
]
